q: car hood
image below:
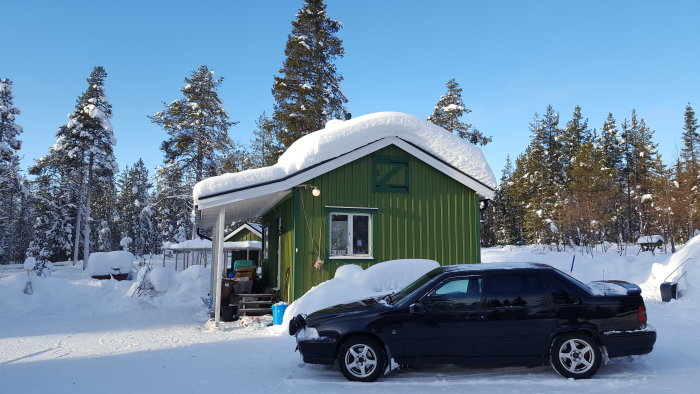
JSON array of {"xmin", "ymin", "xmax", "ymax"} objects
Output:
[{"xmin": 307, "ymin": 296, "xmax": 390, "ymax": 322}]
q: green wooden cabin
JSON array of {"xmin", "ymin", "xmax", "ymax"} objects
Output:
[{"xmin": 194, "ymin": 112, "xmax": 495, "ymax": 302}]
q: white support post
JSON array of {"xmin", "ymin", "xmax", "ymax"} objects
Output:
[{"xmin": 212, "ymin": 209, "xmax": 226, "ymax": 327}]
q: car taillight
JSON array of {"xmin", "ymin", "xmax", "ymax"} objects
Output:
[{"xmin": 638, "ymin": 305, "xmax": 647, "ymax": 324}]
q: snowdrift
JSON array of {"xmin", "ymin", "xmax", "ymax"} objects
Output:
[
  {"xmin": 282, "ymin": 259, "xmax": 439, "ymax": 327},
  {"xmin": 643, "ymin": 234, "xmax": 700, "ymax": 301}
]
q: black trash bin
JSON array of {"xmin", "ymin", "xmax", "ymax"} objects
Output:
[
  {"xmin": 220, "ymin": 305, "xmax": 238, "ymax": 322},
  {"xmin": 660, "ymin": 282, "xmax": 678, "ymax": 302}
]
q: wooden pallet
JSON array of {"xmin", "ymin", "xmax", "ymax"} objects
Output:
[{"xmin": 238, "ymin": 293, "xmax": 274, "ymax": 316}]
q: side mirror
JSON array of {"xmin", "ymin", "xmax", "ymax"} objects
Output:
[{"xmin": 409, "ymin": 302, "xmax": 425, "ymax": 314}]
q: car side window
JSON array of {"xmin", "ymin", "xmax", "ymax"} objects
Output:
[
  {"xmin": 425, "ymin": 277, "xmax": 483, "ymax": 309},
  {"xmin": 486, "ymin": 273, "xmax": 549, "ymax": 308}
]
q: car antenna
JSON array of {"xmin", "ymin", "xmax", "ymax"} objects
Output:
[{"xmin": 603, "ymin": 268, "xmax": 606, "ymax": 296}]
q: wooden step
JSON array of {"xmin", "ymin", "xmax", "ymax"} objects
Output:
[
  {"xmin": 239, "ymin": 300, "xmax": 273, "ymax": 305},
  {"xmin": 238, "ymin": 307, "xmax": 272, "ymax": 316}
]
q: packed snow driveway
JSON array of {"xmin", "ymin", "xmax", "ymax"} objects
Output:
[{"xmin": 2, "ymin": 244, "xmax": 700, "ymax": 394}]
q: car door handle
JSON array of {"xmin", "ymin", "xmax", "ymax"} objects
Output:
[{"xmin": 465, "ymin": 315, "xmax": 485, "ymax": 321}]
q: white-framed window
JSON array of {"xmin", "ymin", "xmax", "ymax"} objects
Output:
[{"xmin": 329, "ymin": 212, "xmax": 372, "ymax": 258}]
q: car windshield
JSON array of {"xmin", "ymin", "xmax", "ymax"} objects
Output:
[{"xmin": 389, "ymin": 268, "xmax": 443, "ymax": 305}]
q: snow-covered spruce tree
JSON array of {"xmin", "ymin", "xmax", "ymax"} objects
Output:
[
  {"xmin": 561, "ymin": 106, "xmax": 591, "ymax": 183},
  {"xmin": 150, "ymin": 65, "xmax": 238, "ymax": 184},
  {"xmin": 28, "ymin": 162, "xmax": 75, "ymax": 262},
  {"xmin": 247, "ymin": 112, "xmax": 283, "ymax": 169},
  {"xmin": 151, "ymin": 159, "xmax": 192, "ymax": 245},
  {"xmin": 492, "ymin": 156, "xmax": 522, "ymax": 245},
  {"xmin": 675, "ymin": 103, "xmax": 700, "ymax": 239},
  {"xmin": 597, "ymin": 113, "xmax": 626, "ymax": 243},
  {"xmin": 516, "ymin": 106, "xmax": 565, "ymax": 244},
  {"xmin": 620, "ymin": 110, "xmax": 664, "ymax": 242},
  {"xmin": 272, "ymin": 0, "xmax": 349, "ymax": 148},
  {"xmin": 563, "ymin": 140, "xmax": 617, "ymax": 248},
  {"xmin": 428, "ymin": 78, "xmax": 491, "ymax": 146},
  {"xmin": 680, "ymin": 103, "xmax": 700, "ymax": 176},
  {"xmin": 0, "ymin": 78, "xmax": 31, "ymax": 264},
  {"xmin": 116, "ymin": 159, "xmax": 154, "ymax": 257},
  {"xmin": 35, "ymin": 67, "xmax": 117, "ymax": 267}
]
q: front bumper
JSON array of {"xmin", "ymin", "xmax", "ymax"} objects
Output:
[
  {"xmin": 297, "ymin": 337, "xmax": 337, "ymax": 365},
  {"xmin": 601, "ymin": 325, "xmax": 656, "ymax": 358}
]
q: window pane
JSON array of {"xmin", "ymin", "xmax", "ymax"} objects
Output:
[
  {"xmin": 486, "ymin": 273, "xmax": 548, "ymax": 307},
  {"xmin": 428, "ymin": 278, "xmax": 482, "ymax": 309},
  {"xmin": 330, "ymin": 214, "xmax": 349, "ymax": 256},
  {"xmin": 352, "ymin": 215, "xmax": 369, "ymax": 255}
]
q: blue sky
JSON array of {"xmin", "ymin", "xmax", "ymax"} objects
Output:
[{"xmin": 3, "ymin": 0, "xmax": 699, "ymax": 182}]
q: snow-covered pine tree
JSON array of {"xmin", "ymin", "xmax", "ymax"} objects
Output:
[
  {"xmin": 150, "ymin": 65, "xmax": 238, "ymax": 184},
  {"xmin": 117, "ymin": 159, "xmax": 154, "ymax": 257},
  {"xmin": 272, "ymin": 0, "xmax": 349, "ymax": 148},
  {"xmin": 0, "ymin": 78, "xmax": 30, "ymax": 264},
  {"xmin": 247, "ymin": 112, "xmax": 283, "ymax": 169},
  {"xmin": 151, "ymin": 159, "xmax": 192, "ymax": 245},
  {"xmin": 428, "ymin": 78, "xmax": 491, "ymax": 146},
  {"xmin": 34, "ymin": 66, "xmax": 118, "ymax": 267}
]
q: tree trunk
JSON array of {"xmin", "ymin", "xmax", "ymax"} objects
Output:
[
  {"xmin": 82, "ymin": 155, "xmax": 94, "ymax": 270},
  {"xmin": 72, "ymin": 166, "xmax": 86, "ymax": 266}
]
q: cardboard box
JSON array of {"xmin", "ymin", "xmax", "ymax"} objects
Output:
[{"xmin": 235, "ymin": 266, "xmax": 256, "ymax": 280}]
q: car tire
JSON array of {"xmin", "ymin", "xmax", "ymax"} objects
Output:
[
  {"xmin": 550, "ymin": 332, "xmax": 602, "ymax": 379},
  {"xmin": 337, "ymin": 336, "xmax": 387, "ymax": 382}
]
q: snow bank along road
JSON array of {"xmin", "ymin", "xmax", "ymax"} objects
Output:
[{"xmin": 2, "ymin": 246, "xmax": 700, "ymax": 394}]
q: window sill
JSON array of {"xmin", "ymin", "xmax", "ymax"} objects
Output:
[{"xmin": 329, "ymin": 256, "xmax": 374, "ymax": 260}]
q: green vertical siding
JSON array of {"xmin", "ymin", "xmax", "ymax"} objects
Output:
[
  {"xmin": 273, "ymin": 144, "xmax": 482, "ymax": 301},
  {"xmin": 229, "ymin": 229, "xmax": 261, "ymax": 242},
  {"xmin": 262, "ymin": 196, "xmax": 295, "ymax": 301}
]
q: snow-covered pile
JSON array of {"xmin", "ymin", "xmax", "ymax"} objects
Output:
[
  {"xmin": 86, "ymin": 251, "xmax": 135, "ymax": 276},
  {"xmin": 642, "ymin": 234, "xmax": 700, "ymax": 300},
  {"xmin": 282, "ymin": 259, "xmax": 439, "ymax": 325},
  {"xmin": 193, "ymin": 112, "xmax": 496, "ymax": 201},
  {"xmin": 127, "ymin": 265, "xmax": 210, "ymax": 301}
]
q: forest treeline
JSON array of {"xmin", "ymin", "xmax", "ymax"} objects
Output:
[{"xmin": 481, "ymin": 104, "xmax": 699, "ymax": 253}]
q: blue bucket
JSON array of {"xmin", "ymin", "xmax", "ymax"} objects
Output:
[{"xmin": 272, "ymin": 303, "xmax": 289, "ymax": 325}]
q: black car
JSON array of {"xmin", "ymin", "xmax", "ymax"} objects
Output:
[{"xmin": 288, "ymin": 263, "xmax": 656, "ymax": 382}]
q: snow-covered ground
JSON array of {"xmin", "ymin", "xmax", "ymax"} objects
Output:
[{"xmin": 2, "ymin": 243, "xmax": 700, "ymax": 394}]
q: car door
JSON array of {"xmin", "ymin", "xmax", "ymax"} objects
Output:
[
  {"xmin": 482, "ymin": 271, "xmax": 557, "ymax": 358},
  {"xmin": 401, "ymin": 275, "xmax": 488, "ymax": 361}
]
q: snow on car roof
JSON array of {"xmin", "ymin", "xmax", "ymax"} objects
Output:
[{"xmin": 440, "ymin": 262, "xmax": 553, "ymax": 272}]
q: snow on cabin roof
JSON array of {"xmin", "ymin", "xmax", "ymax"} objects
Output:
[
  {"xmin": 169, "ymin": 238, "xmax": 262, "ymax": 251},
  {"xmin": 193, "ymin": 112, "xmax": 496, "ymax": 226}
]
